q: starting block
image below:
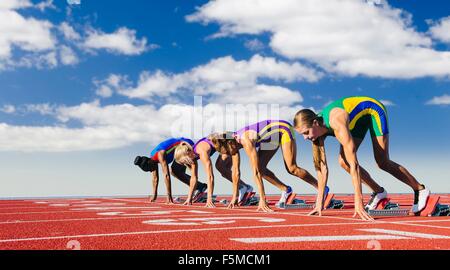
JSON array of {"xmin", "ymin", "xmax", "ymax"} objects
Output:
[
  {"xmin": 368, "ymin": 196, "xmax": 450, "ymax": 217},
  {"xmin": 193, "ymin": 193, "xmax": 216, "ymax": 203},
  {"xmin": 219, "ymin": 199, "xmax": 229, "ymax": 205},
  {"xmin": 239, "ymin": 192, "xmax": 257, "ymax": 206},
  {"xmin": 276, "ymin": 193, "xmax": 344, "ymax": 210},
  {"xmin": 174, "ymin": 197, "xmax": 183, "ymax": 203}
]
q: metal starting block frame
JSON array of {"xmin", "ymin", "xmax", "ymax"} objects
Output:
[
  {"xmin": 276, "ymin": 193, "xmax": 344, "ymax": 210},
  {"xmin": 368, "ymin": 196, "xmax": 450, "ymax": 217}
]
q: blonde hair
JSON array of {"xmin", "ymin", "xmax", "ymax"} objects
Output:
[
  {"xmin": 208, "ymin": 132, "xmax": 240, "ymax": 155},
  {"xmin": 294, "ymin": 109, "xmax": 326, "ymax": 171},
  {"xmin": 174, "ymin": 142, "xmax": 195, "ymax": 166}
]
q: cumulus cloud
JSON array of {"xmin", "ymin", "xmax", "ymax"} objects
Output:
[
  {"xmin": 380, "ymin": 99, "xmax": 395, "ymax": 106},
  {"xmin": 83, "ymin": 27, "xmax": 154, "ymax": 55},
  {"xmin": 187, "ymin": 0, "xmax": 450, "ymax": 79},
  {"xmin": 59, "ymin": 45, "xmax": 79, "ymax": 65},
  {"xmin": 0, "ymin": 2, "xmax": 55, "ymax": 60},
  {"xmin": 426, "ymin": 94, "xmax": 450, "ymax": 105},
  {"xmin": 0, "ymin": 100, "xmax": 303, "ymax": 152},
  {"xmin": 244, "ymin": 38, "xmax": 265, "ymax": 51},
  {"xmin": 96, "ymin": 54, "xmax": 320, "ymax": 105},
  {"xmin": 58, "ymin": 22, "xmax": 81, "ymax": 41},
  {"xmin": 0, "ymin": 105, "xmax": 16, "ymax": 114},
  {"xmin": 0, "ymin": 2, "xmax": 155, "ymax": 70},
  {"xmin": 429, "ymin": 16, "xmax": 450, "ymax": 44}
]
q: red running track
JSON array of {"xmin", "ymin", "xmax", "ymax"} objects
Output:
[{"xmin": 0, "ymin": 194, "xmax": 449, "ymax": 250}]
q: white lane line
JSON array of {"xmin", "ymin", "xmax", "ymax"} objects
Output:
[
  {"xmin": 399, "ymin": 219, "xmax": 450, "ymax": 223},
  {"xmin": 230, "ymin": 235, "xmax": 411, "ymax": 244},
  {"xmin": 104, "ymin": 198, "xmax": 150, "ymax": 204},
  {"xmin": 152, "ymin": 200, "xmax": 450, "ymax": 231},
  {"xmin": 0, "ymin": 212, "xmax": 267, "ymax": 224},
  {"xmin": 0, "ymin": 221, "xmax": 373, "ymax": 243},
  {"xmin": 359, "ymin": 229, "xmax": 450, "ymax": 239}
]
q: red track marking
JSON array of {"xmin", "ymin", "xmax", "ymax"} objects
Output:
[{"xmin": 0, "ymin": 195, "xmax": 448, "ymax": 250}]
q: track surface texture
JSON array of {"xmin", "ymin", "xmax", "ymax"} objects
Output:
[{"xmin": 0, "ymin": 194, "xmax": 449, "ymax": 250}]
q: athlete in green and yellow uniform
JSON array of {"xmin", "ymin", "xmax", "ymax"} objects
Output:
[
  {"xmin": 319, "ymin": 96, "xmax": 389, "ymax": 139},
  {"xmin": 293, "ymin": 96, "xmax": 430, "ymax": 221}
]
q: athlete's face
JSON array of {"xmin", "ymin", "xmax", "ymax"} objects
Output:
[
  {"xmin": 296, "ymin": 120, "xmax": 321, "ymax": 142},
  {"xmin": 180, "ymin": 150, "xmax": 196, "ymax": 166}
]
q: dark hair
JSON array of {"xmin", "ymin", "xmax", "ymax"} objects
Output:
[
  {"xmin": 293, "ymin": 109, "xmax": 326, "ymax": 171},
  {"xmin": 134, "ymin": 156, "xmax": 157, "ymax": 172},
  {"xmin": 208, "ymin": 132, "xmax": 240, "ymax": 155}
]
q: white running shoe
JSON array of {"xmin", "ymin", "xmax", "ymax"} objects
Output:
[
  {"xmin": 411, "ymin": 187, "xmax": 431, "ymax": 213},
  {"xmin": 277, "ymin": 186, "xmax": 293, "ymax": 205},
  {"xmin": 238, "ymin": 184, "xmax": 248, "ymax": 203},
  {"xmin": 365, "ymin": 188, "xmax": 387, "ymax": 211}
]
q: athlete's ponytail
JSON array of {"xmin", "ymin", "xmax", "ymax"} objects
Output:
[
  {"xmin": 294, "ymin": 109, "xmax": 326, "ymax": 171},
  {"xmin": 208, "ymin": 132, "xmax": 239, "ymax": 155}
]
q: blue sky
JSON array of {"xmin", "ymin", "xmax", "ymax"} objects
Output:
[{"xmin": 0, "ymin": 0, "xmax": 449, "ymax": 198}]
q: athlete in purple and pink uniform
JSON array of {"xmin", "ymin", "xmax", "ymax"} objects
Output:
[
  {"xmin": 230, "ymin": 120, "xmax": 320, "ymax": 212},
  {"xmin": 174, "ymin": 137, "xmax": 253, "ymax": 208}
]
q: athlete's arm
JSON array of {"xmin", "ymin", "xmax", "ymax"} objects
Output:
[
  {"xmin": 198, "ymin": 148, "xmax": 215, "ymax": 208},
  {"xmin": 184, "ymin": 160, "xmax": 198, "ymax": 205},
  {"xmin": 150, "ymin": 169, "xmax": 159, "ymax": 202},
  {"xmin": 331, "ymin": 109, "xmax": 373, "ymax": 221},
  {"xmin": 157, "ymin": 150, "xmax": 174, "ymax": 204},
  {"xmin": 308, "ymin": 137, "xmax": 328, "ymax": 216},
  {"xmin": 241, "ymin": 135, "xmax": 272, "ymax": 212},
  {"xmin": 228, "ymin": 152, "xmax": 241, "ymax": 208}
]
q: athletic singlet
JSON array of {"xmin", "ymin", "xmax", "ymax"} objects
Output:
[
  {"xmin": 193, "ymin": 137, "xmax": 216, "ymax": 160},
  {"xmin": 318, "ymin": 96, "xmax": 389, "ymax": 139},
  {"xmin": 150, "ymin": 137, "xmax": 194, "ymax": 164},
  {"xmin": 233, "ymin": 120, "xmax": 295, "ymax": 149}
]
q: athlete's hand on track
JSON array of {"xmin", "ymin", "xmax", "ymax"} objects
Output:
[
  {"xmin": 353, "ymin": 205, "xmax": 374, "ymax": 221},
  {"xmin": 227, "ymin": 199, "xmax": 239, "ymax": 209},
  {"xmin": 150, "ymin": 197, "xmax": 157, "ymax": 203},
  {"xmin": 257, "ymin": 202, "xmax": 274, "ymax": 212},
  {"xmin": 307, "ymin": 206, "xmax": 323, "ymax": 217},
  {"xmin": 205, "ymin": 200, "xmax": 216, "ymax": 208},
  {"xmin": 166, "ymin": 199, "xmax": 174, "ymax": 205},
  {"xmin": 183, "ymin": 200, "xmax": 192, "ymax": 206}
]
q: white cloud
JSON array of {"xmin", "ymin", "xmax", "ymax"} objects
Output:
[
  {"xmin": 426, "ymin": 94, "xmax": 450, "ymax": 105},
  {"xmin": 380, "ymin": 99, "xmax": 395, "ymax": 106},
  {"xmin": 0, "ymin": 4, "xmax": 55, "ymax": 60},
  {"xmin": 35, "ymin": 0, "xmax": 56, "ymax": 11},
  {"xmin": 0, "ymin": 0, "xmax": 32, "ymax": 10},
  {"xmin": 58, "ymin": 22, "xmax": 81, "ymax": 41},
  {"xmin": 83, "ymin": 27, "xmax": 152, "ymax": 55},
  {"xmin": 0, "ymin": 101, "xmax": 303, "ymax": 152},
  {"xmin": 187, "ymin": 0, "xmax": 450, "ymax": 79},
  {"xmin": 0, "ymin": 104, "xmax": 16, "ymax": 114},
  {"xmin": 24, "ymin": 103, "xmax": 56, "ymax": 115},
  {"xmin": 59, "ymin": 45, "xmax": 79, "ymax": 65},
  {"xmin": 100, "ymin": 54, "xmax": 320, "ymax": 105},
  {"xmin": 429, "ymin": 16, "xmax": 450, "ymax": 44},
  {"xmin": 244, "ymin": 38, "xmax": 265, "ymax": 51}
]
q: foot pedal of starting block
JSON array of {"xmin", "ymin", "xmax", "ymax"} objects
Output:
[
  {"xmin": 219, "ymin": 199, "xmax": 228, "ymax": 205},
  {"xmin": 323, "ymin": 193, "xmax": 345, "ymax": 209},
  {"xmin": 376, "ymin": 198, "xmax": 391, "ymax": 210},
  {"xmin": 239, "ymin": 192, "xmax": 256, "ymax": 206},
  {"xmin": 419, "ymin": 196, "xmax": 442, "ymax": 217},
  {"xmin": 286, "ymin": 193, "xmax": 297, "ymax": 204}
]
